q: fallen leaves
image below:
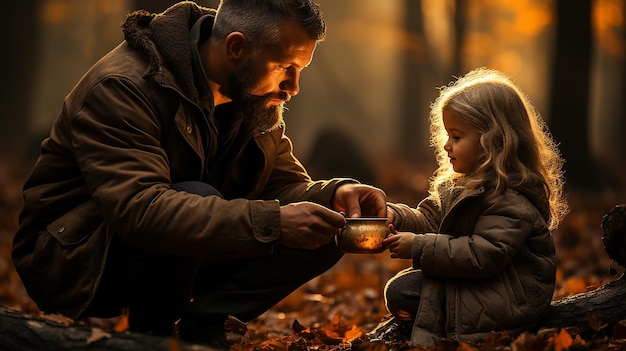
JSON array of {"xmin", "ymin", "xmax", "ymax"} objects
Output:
[
  {"xmin": 237, "ymin": 320, "xmax": 603, "ymax": 351},
  {"xmin": 236, "ymin": 315, "xmax": 370, "ymax": 351}
]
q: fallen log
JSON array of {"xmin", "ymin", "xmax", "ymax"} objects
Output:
[
  {"xmin": 0, "ymin": 305, "xmax": 217, "ymax": 351},
  {"xmin": 541, "ymin": 204, "xmax": 626, "ymax": 336},
  {"xmin": 543, "ymin": 273, "xmax": 626, "ymax": 334}
]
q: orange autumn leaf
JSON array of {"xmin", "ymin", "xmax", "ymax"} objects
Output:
[
  {"xmin": 343, "ymin": 324, "xmax": 364, "ymax": 342},
  {"xmin": 552, "ymin": 328, "xmax": 573, "ymax": 351},
  {"xmin": 231, "ymin": 344, "xmax": 255, "ymax": 351},
  {"xmin": 573, "ymin": 334, "xmax": 586, "ymax": 346},
  {"xmin": 259, "ymin": 338, "xmax": 289, "ymax": 351},
  {"xmin": 563, "ymin": 277, "xmax": 588, "ymax": 295},
  {"xmin": 167, "ymin": 338, "xmax": 182, "ymax": 351},
  {"xmin": 457, "ymin": 341, "xmax": 480, "ymax": 350},
  {"xmin": 113, "ymin": 308, "xmax": 129, "ymax": 332}
]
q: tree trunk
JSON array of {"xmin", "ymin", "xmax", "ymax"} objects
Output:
[
  {"xmin": 401, "ymin": 0, "xmax": 430, "ymax": 162},
  {"xmin": 548, "ymin": 0, "xmax": 598, "ymax": 190},
  {"xmin": 452, "ymin": 0, "xmax": 467, "ymax": 76},
  {"xmin": 1, "ymin": 0, "xmax": 41, "ymax": 158}
]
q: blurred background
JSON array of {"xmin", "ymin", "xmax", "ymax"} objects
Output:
[{"xmin": 0, "ymin": 0, "xmax": 625, "ymax": 325}]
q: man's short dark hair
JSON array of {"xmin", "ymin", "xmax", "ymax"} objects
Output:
[{"xmin": 212, "ymin": 0, "xmax": 326, "ymax": 47}]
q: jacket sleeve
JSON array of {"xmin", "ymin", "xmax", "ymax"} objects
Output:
[
  {"xmin": 415, "ymin": 191, "xmax": 542, "ymax": 278},
  {"xmin": 255, "ymin": 126, "xmax": 359, "ymax": 207},
  {"xmin": 71, "ymin": 77, "xmax": 281, "ymax": 258},
  {"xmin": 387, "ymin": 196, "xmax": 441, "ymax": 233}
]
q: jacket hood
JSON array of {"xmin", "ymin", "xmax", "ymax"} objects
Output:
[
  {"xmin": 476, "ymin": 173, "xmax": 551, "ymax": 226},
  {"xmin": 511, "ymin": 181, "xmax": 550, "ymax": 224},
  {"xmin": 121, "ymin": 1, "xmax": 216, "ymax": 96}
]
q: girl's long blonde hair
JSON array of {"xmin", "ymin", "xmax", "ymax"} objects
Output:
[{"xmin": 429, "ymin": 68, "xmax": 568, "ymax": 230}]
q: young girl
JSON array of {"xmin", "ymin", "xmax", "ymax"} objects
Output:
[{"xmin": 369, "ymin": 68, "xmax": 569, "ymax": 347}]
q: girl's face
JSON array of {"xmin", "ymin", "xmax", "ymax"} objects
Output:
[{"xmin": 442, "ymin": 109, "xmax": 483, "ymax": 174}]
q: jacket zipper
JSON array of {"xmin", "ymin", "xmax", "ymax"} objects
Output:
[
  {"xmin": 437, "ymin": 186, "xmax": 485, "ymax": 340},
  {"xmin": 158, "ymin": 82, "xmax": 216, "ymax": 178}
]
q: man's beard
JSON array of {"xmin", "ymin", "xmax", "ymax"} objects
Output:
[{"xmin": 227, "ymin": 60, "xmax": 290, "ymax": 132}]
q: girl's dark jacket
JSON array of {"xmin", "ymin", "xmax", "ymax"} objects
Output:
[
  {"xmin": 387, "ymin": 180, "xmax": 556, "ymax": 346},
  {"xmin": 12, "ymin": 2, "xmax": 352, "ymax": 319}
]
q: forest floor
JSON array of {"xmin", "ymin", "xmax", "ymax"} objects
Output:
[{"xmin": 1, "ymin": 154, "xmax": 625, "ymax": 350}]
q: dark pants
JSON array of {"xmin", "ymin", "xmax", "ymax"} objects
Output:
[
  {"xmin": 87, "ymin": 181, "xmax": 344, "ymax": 337},
  {"xmin": 384, "ymin": 267, "xmax": 423, "ymax": 321}
]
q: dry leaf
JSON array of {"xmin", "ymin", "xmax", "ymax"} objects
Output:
[
  {"xmin": 343, "ymin": 324, "xmax": 364, "ymax": 342},
  {"xmin": 113, "ymin": 308, "xmax": 129, "ymax": 332},
  {"xmin": 587, "ymin": 313, "xmax": 607, "ymax": 332},
  {"xmin": 86, "ymin": 327, "xmax": 111, "ymax": 345},
  {"xmin": 563, "ymin": 277, "xmax": 588, "ymax": 295},
  {"xmin": 551, "ymin": 328, "xmax": 573, "ymax": 351},
  {"xmin": 573, "ymin": 334, "xmax": 586, "ymax": 346},
  {"xmin": 167, "ymin": 338, "xmax": 182, "ymax": 351},
  {"xmin": 511, "ymin": 331, "xmax": 548, "ymax": 351},
  {"xmin": 457, "ymin": 341, "xmax": 479, "ymax": 350},
  {"xmin": 612, "ymin": 320, "xmax": 626, "ymax": 339},
  {"xmin": 40, "ymin": 313, "xmax": 74, "ymax": 326}
]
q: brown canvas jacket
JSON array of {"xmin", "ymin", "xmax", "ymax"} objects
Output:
[{"xmin": 12, "ymin": 2, "xmax": 353, "ymax": 318}]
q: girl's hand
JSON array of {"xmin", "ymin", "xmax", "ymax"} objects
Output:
[
  {"xmin": 387, "ymin": 206, "xmax": 395, "ymax": 226},
  {"xmin": 383, "ymin": 232, "xmax": 415, "ymax": 259}
]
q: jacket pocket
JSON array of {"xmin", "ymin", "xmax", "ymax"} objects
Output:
[
  {"xmin": 503, "ymin": 267, "xmax": 527, "ymax": 307},
  {"xmin": 46, "ymin": 200, "xmax": 102, "ymax": 246},
  {"xmin": 26, "ymin": 200, "xmax": 109, "ymax": 318}
]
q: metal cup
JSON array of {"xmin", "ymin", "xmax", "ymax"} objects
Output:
[{"xmin": 335, "ymin": 218, "xmax": 389, "ymax": 254}]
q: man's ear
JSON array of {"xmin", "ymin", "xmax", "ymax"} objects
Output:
[{"xmin": 224, "ymin": 32, "xmax": 248, "ymax": 64}]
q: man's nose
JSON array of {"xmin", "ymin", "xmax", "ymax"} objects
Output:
[{"xmin": 281, "ymin": 70, "xmax": 300, "ymax": 96}]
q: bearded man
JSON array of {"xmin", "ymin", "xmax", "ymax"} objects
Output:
[{"xmin": 12, "ymin": 0, "xmax": 386, "ymax": 346}]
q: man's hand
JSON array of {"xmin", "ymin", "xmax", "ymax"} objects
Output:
[
  {"xmin": 279, "ymin": 202, "xmax": 346, "ymax": 249},
  {"xmin": 332, "ymin": 183, "xmax": 387, "ymax": 218}
]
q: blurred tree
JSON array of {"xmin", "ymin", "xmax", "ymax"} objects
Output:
[
  {"xmin": 596, "ymin": 0, "xmax": 626, "ymax": 191},
  {"xmin": 1, "ymin": 0, "xmax": 42, "ymax": 157},
  {"xmin": 402, "ymin": 0, "xmax": 430, "ymax": 162},
  {"xmin": 549, "ymin": 0, "xmax": 608, "ymax": 190},
  {"xmin": 305, "ymin": 128, "xmax": 376, "ymax": 186},
  {"xmin": 452, "ymin": 0, "xmax": 467, "ymax": 76},
  {"xmin": 622, "ymin": 1, "xmax": 626, "ymax": 184}
]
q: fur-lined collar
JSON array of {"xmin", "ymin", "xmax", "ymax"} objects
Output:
[{"xmin": 121, "ymin": 1, "xmax": 216, "ymax": 97}]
